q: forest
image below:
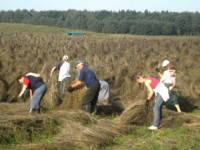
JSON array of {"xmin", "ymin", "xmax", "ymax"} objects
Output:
[{"xmin": 0, "ymin": 9, "xmax": 200, "ymax": 35}]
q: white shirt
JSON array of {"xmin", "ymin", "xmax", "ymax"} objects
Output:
[
  {"xmin": 58, "ymin": 62, "xmax": 71, "ymax": 81},
  {"xmin": 154, "ymin": 82, "xmax": 169, "ymax": 102},
  {"xmin": 162, "ymin": 70, "xmax": 175, "ymax": 85}
]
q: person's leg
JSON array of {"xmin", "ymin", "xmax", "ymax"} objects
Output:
[
  {"xmin": 175, "ymin": 104, "xmax": 181, "ymax": 112},
  {"xmin": 160, "ymin": 102, "xmax": 164, "ymax": 120},
  {"xmin": 30, "ymin": 84, "xmax": 47, "ymax": 113},
  {"xmin": 60, "ymin": 78, "xmax": 67, "ymax": 94},
  {"xmin": 83, "ymin": 83, "xmax": 100, "ymax": 113},
  {"xmin": 90, "ymin": 84, "xmax": 100, "ymax": 112},
  {"xmin": 152, "ymin": 93, "xmax": 164, "ymax": 127},
  {"xmin": 169, "ymin": 91, "xmax": 181, "ymax": 112}
]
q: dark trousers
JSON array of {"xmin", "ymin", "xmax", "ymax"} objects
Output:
[{"xmin": 83, "ymin": 83, "xmax": 100, "ymax": 107}]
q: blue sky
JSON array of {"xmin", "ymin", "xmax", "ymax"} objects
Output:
[{"xmin": 0, "ymin": 0, "xmax": 199, "ymax": 12}]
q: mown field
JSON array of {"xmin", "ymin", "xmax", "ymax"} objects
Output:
[{"xmin": 0, "ymin": 23, "xmax": 200, "ymax": 150}]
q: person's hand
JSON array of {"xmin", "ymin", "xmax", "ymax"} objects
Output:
[
  {"xmin": 145, "ymin": 99, "xmax": 150, "ymax": 107},
  {"xmin": 169, "ymin": 86, "xmax": 173, "ymax": 91},
  {"xmin": 67, "ymin": 86, "xmax": 74, "ymax": 92},
  {"xmin": 155, "ymin": 67, "xmax": 160, "ymax": 73}
]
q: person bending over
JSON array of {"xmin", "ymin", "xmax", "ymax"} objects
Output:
[
  {"xmin": 67, "ymin": 61, "xmax": 100, "ymax": 113},
  {"xmin": 136, "ymin": 72, "xmax": 169, "ymax": 130},
  {"xmin": 17, "ymin": 72, "xmax": 47, "ymax": 114}
]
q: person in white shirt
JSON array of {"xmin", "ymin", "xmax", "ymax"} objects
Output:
[
  {"xmin": 156, "ymin": 60, "xmax": 181, "ymax": 113},
  {"xmin": 50, "ymin": 55, "xmax": 71, "ymax": 94}
]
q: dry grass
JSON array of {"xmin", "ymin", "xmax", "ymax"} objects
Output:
[{"xmin": 0, "ymin": 26, "xmax": 200, "ymax": 149}]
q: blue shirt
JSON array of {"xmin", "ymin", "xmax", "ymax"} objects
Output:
[
  {"xmin": 79, "ymin": 66, "xmax": 99, "ymax": 87},
  {"xmin": 25, "ymin": 75, "xmax": 44, "ymax": 93},
  {"xmin": 56, "ymin": 61, "xmax": 64, "ymax": 70}
]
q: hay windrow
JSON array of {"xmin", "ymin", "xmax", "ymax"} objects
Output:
[{"xmin": 0, "ymin": 32, "xmax": 200, "ymax": 149}]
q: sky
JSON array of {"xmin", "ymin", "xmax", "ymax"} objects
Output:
[{"xmin": 0, "ymin": 0, "xmax": 199, "ymax": 12}]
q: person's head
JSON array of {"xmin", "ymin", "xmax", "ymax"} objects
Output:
[
  {"xmin": 162, "ymin": 60, "xmax": 170, "ymax": 70},
  {"xmin": 170, "ymin": 66, "xmax": 176, "ymax": 70},
  {"xmin": 136, "ymin": 72, "xmax": 145, "ymax": 84},
  {"xmin": 170, "ymin": 66, "xmax": 176, "ymax": 75},
  {"xmin": 62, "ymin": 55, "xmax": 69, "ymax": 61},
  {"xmin": 75, "ymin": 61, "xmax": 84, "ymax": 71},
  {"xmin": 16, "ymin": 74, "xmax": 24, "ymax": 83}
]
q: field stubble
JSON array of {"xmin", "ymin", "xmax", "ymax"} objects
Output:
[{"xmin": 0, "ymin": 31, "xmax": 200, "ymax": 149}]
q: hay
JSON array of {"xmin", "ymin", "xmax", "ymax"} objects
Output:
[
  {"xmin": 120, "ymin": 100, "xmax": 153, "ymax": 125},
  {"xmin": 0, "ymin": 33, "xmax": 200, "ymax": 149}
]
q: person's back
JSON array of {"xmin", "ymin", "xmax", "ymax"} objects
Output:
[
  {"xmin": 98, "ymin": 81, "xmax": 110, "ymax": 103},
  {"xmin": 57, "ymin": 61, "xmax": 71, "ymax": 81},
  {"xmin": 80, "ymin": 66, "xmax": 99, "ymax": 88},
  {"xmin": 25, "ymin": 75, "xmax": 44, "ymax": 93},
  {"xmin": 146, "ymin": 77, "xmax": 160, "ymax": 89},
  {"xmin": 161, "ymin": 70, "xmax": 174, "ymax": 86}
]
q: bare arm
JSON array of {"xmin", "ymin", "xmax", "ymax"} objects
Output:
[
  {"xmin": 50, "ymin": 67, "xmax": 57, "ymax": 77},
  {"xmin": 18, "ymin": 85, "xmax": 28, "ymax": 98},
  {"xmin": 71, "ymin": 81, "xmax": 83, "ymax": 88},
  {"xmin": 158, "ymin": 72, "xmax": 163, "ymax": 78},
  {"xmin": 26, "ymin": 72, "xmax": 40, "ymax": 77},
  {"xmin": 145, "ymin": 80, "xmax": 154, "ymax": 100},
  {"xmin": 30, "ymin": 89, "xmax": 33, "ymax": 99}
]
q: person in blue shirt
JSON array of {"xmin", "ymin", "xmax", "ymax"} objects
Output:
[
  {"xmin": 17, "ymin": 72, "xmax": 47, "ymax": 114},
  {"xmin": 68, "ymin": 61, "xmax": 100, "ymax": 113}
]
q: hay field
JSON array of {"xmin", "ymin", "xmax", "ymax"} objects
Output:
[{"xmin": 0, "ymin": 23, "xmax": 200, "ymax": 149}]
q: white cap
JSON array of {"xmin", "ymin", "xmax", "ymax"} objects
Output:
[
  {"xmin": 75, "ymin": 61, "xmax": 83, "ymax": 67},
  {"xmin": 63, "ymin": 55, "xmax": 68, "ymax": 60},
  {"xmin": 162, "ymin": 60, "xmax": 170, "ymax": 67}
]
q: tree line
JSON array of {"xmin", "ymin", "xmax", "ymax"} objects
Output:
[{"xmin": 0, "ymin": 9, "xmax": 200, "ymax": 35}]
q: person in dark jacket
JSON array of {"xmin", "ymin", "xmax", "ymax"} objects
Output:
[
  {"xmin": 68, "ymin": 61, "xmax": 100, "ymax": 113},
  {"xmin": 17, "ymin": 72, "xmax": 47, "ymax": 114}
]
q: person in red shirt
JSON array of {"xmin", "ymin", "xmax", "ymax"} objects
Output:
[
  {"xmin": 136, "ymin": 72, "xmax": 169, "ymax": 130},
  {"xmin": 17, "ymin": 73, "xmax": 47, "ymax": 114}
]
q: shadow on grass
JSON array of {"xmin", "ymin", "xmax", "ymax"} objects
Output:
[
  {"xmin": 96, "ymin": 98, "xmax": 124, "ymax": 116},
  {"xmin": 166, "ymin": 95, "xmax": 198, "ymax": 113}
]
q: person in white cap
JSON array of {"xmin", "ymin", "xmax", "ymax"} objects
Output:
[
  {"xmin": 50, "ymin": 55, "xmax": 71, "ymax": 94},
  {"xmin": 156, "ymin": 60, "xmax": 181, "ymax": 113},
  {"xmin": 156, "ymin": 60, "xmax": 170, "ymax": 78}
]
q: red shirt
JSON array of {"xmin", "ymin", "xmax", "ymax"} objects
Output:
[
  {"xmin": 146, "ymin": 77, "xmax": 160, "ymax": 89},
  {"xmin": 23, "ymin": 77, "xmax": 30, "ymax": 86}
]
